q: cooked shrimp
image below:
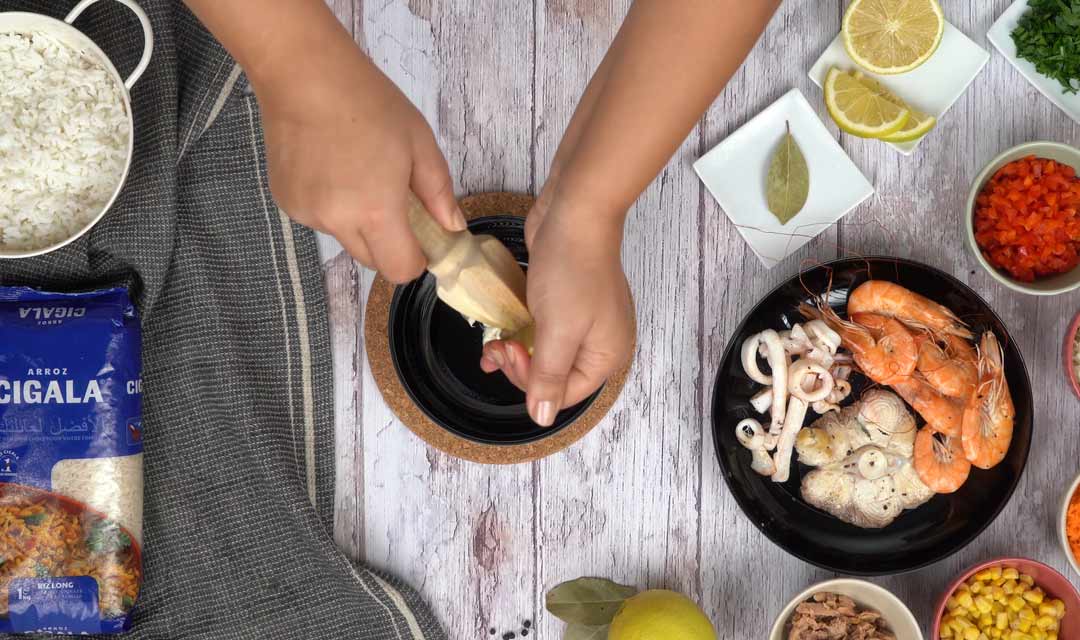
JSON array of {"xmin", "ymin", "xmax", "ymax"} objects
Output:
[
  {"xmin": 847, "ymin": 281, "xmax": 973, "ymax": 339},
  {"xmin": 962, "ymin": 332, "xmax": 1015, "ymax": 470},
  {"xmin": 801, "ymin": 305, "xmax": 916, "ymax": 385},
  {"xmin": 914, "ymin": 429, "xmax": 971, "ymax": 494},
  {"xmin": 891, "ymin": 376, "xmax": 965, "ymax": 437},
  {"xmin": 914, "ymin": 333, "xmax": 978, "ymax": 399}
]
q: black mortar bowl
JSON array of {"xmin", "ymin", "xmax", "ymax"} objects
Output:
[{"xmin": 388, "ymin": 215, "xmax": 601, "ymax": 445}]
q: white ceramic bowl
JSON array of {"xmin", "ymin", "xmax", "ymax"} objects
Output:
[
  {"xmin": 1059, "ymin": 472, "xmax": 1080, "ymax": 578},
  {"xmin": 768, "ymin": 578, "xmax": 923, "ymax": 640},
  {"xmin": 0, "ymin": 0, "xmax": 153, "ymax": 258},
  {"xmin": 965, "ymin": 141, "xmax": 1080, "ymax": 296}
]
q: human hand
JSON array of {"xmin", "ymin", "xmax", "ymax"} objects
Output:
[
  {"xmin": 254, "ymin": 48, "xmax": 465, "ymax": 283},
  {"xmin": 480, "ymin": 191, "xmax": 635, "ymax": 427}
]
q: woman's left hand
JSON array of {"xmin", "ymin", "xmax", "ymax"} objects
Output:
[{"xmin": 480, "ymin": 188, "xmax": 635, "ymax": 427}]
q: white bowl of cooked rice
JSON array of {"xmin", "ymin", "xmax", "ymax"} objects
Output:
[{"xmin": 0, "ymin": 0, "xmax": 153, "ymax": 258}]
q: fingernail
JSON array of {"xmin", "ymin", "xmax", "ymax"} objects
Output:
[
  {"xmin": 532, "ymin": 401, "xmax": 556, "ymax": 427},
  {"xmin": 450, "ymin": 207, "xmax": 468, "ymax": 231},
  {"xmin": 488, "ymin": 350, "xmax": 505, "ymax": 368},
  {"xmin": 504, "ymin": 346, "xmax": 516, "ymax": 367}
]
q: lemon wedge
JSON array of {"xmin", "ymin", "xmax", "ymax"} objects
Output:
[
  {"xmin": 842, "ymin": 0, "xmax": 945, "ymax": 75},
  {"xmin": 824, "ymin": 67, "xmax": 910, "ymax": 138},
  {"xmin": 851, "ymin": 71, "xmax": 937, "ymax": 142}
]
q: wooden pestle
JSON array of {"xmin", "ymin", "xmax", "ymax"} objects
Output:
[{"xmin": 407, "ymin": 194, "xmax": 533, "ymax": 340}]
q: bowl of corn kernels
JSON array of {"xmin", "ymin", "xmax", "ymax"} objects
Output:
[{"xmin": 933, "ymin": 558, "xmax": 1079, "ymax": 640}]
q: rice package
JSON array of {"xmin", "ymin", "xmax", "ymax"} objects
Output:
[{"xmin": 0, "ymin": 287, "xmax": 143, "ymax": 635}]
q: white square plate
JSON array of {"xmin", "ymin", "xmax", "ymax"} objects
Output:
[
  {"xmin": 808, "ymin": 22, "xmax": 990, "ymax": 155},
  {"xmin": 989, "ymin": 0, "xmax": 1080, "ymax": 124},
  {"xmin": 693, "ymin": 89, "xmax": 874, "ymax": 269}
]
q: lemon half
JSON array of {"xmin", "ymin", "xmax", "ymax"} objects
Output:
[
  {"xmin": 824, "ymin": 67, "xmax": 910, "ymax": 138},
  {"xmin": 842, "ymin": 0, "xmax": 945, "ymax": 75}
]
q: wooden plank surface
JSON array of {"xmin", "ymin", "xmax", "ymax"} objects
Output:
[{"xmin": 318, "ymin": 1, "xmax": 1080, "ymax": 638}]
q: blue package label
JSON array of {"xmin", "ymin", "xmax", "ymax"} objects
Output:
[
  {"xmin": 7, "ymin": 577, "xmax": 102, "ymax": 635},
  {"xmin": 0, "ymin": 288, "xmax": 142, "ymax": 635},
  {"xmin": 0, "ymin": 287, "xmax": 142, "ymax": 491}
]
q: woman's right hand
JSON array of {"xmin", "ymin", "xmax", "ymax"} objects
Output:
[{"xmin": 253, "ymin": 43, "xmax": 465, "ymax": 283}]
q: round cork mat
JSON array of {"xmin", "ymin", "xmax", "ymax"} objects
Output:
[{"xmin": 365, "ymin": 192, "xmax": 632, "ymax": 464}]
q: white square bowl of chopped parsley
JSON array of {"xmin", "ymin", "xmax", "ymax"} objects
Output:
[{"xmin": 989, "ymin": 0, "xmax": 1080, "ymax": 124}]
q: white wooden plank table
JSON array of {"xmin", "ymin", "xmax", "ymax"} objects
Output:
[{"xmin": 316, "ymin": 2, "xmax": 1080, "ymax": 638}]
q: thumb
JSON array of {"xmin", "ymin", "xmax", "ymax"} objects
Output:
[
  {"xmin": 411, "ymin": 129, "xmax": 467, "ymax": 232},
  {"xmin": 527, "ymin": 320, "xmax": 585, "ymax": 427}
]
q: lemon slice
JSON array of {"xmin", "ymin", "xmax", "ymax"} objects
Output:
[
  {"xmin": 824, "ymin": 67, "xmax": 911, "ymax": 138},
  {"xmin": 842, "ymin": 0, "xmax": 945, "ymax": 75},
  {"xmin": 851, "ymin": 71, "xmax": 937, "ymax": 142}
]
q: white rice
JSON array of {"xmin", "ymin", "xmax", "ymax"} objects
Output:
[
  {"xmin": 0, "ymin": 31, "xmax": 129, "ymax": 252},
  {"xmin": 51, "ymin": 453, "xmax": 143, "ymax": 543}
]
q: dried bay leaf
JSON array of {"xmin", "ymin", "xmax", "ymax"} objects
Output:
[
  {"xmin": 766, "ymin": 121, "xmax": 810, "ymax": 225},
  {"xmin": 564, "ymin": 624, "xmax": 609, "ymax": 640},
  {"xmin": 545, "ymin": 577, "xmax": 637, "ymax": 626}
]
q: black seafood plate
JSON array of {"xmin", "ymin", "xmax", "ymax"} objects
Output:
[{"xmin": 711, "ymin": 257, "xmax": 1033, "ymax": 575}]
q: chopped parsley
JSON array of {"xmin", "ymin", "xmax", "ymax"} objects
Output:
[{"xmin": 1012, "ymin": 0, "xmax": 1080, "ymax": 95}]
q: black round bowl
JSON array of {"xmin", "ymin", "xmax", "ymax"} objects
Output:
[
  {"xmin": 712, "ymin": 257, "xmax": 1033, "ymax": 575},
  {"xmin": 389, "ymin": 215, "xmax": 600, "ymax": 445}
]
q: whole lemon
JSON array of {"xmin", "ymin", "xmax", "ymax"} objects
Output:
[{"xmin": 608, "ymin": 589, "xmax": 716, "ymax": 640}]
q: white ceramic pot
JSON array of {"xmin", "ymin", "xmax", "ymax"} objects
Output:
[{"xmin": 0, "ymin": 0, "xmax": 154, "ymax": 258}]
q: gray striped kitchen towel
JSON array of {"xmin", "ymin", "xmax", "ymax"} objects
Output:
[{"xmin": 0, "ymin": 1, "xmax": 445, "ymax": 638}]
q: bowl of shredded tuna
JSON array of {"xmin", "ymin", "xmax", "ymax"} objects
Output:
[{"xmin": 0, "ymin": 0, "xmax": 153, "ymax": 258}]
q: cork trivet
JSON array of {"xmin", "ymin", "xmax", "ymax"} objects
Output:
[{"xmin": 365, "ymin": 192, "xmax": 632, "ymax": 464}]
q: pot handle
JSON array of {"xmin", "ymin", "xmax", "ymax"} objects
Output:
[{"xmin": 64, "ymin": 0, "xmax": 154, "ymax": 91}]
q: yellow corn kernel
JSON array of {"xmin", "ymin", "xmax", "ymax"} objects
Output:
[
  {"xmin": 1003, "ymin": 568, "xmax": 1020, "ymax": 580},
  {"xmin": 1048, "ymin": 634, "xmax": 1058, "ymax": 640},
  {"xmin": 1004, "ymin": 580, "xmax": 1018, "ymax": 595},
  {"xmin": 976, "ymin": 570, "xmax": 995, "ymax": 582},
  {"xmin": 958, "ymin": 592, "xmax": 975, "ymax": 609},
  {"xmin": 993, "ymin": 586, "xmax": 1007, "ymax": 602},
  {"xmin": 977, "ymin": 597, "xmax": 994, "ymax": 614},
  {"xmin": 994, "ymin": 577, "xmax": 1008, "ymax": 587},
  {"xmin": 1050, "ymin": 599, "xmax": 1066, "ymax": 618},
  {"xmin": 996, "ymin": 612, "xmax": 1009, "ymax": 629},
  {"xmin": 991, "ymin": 566, "xmax": 1003, "ymax": 579},
  {"xmin": 1020, "ymin": 574, "xmax": 1035, "ymax": 587},
  {"xmin": 1023, "ymin": 589, "xmax": 1044, "ymax": 605},
  {"xmin": 1018, "ymin": 620, "xmax": 1032, "ymax": 633},
  {"xmin": 947, "ymin": 596, "xmax": 960, "ymax": 610},
  {"xmin": 965, "ymin": 627, "xmax": 981, "ymax": 640},
  {"xmin": 980, "ymin": 614, "xmax": 994, "ymax": 627},
  {"xmin": 1038, "ymin": 603, "xmax": 1056, "ymax": 617},
  {"xmin": 1035, "ymin": 616, "xmax": 1056, "ymax": 630},
  {"xmin": 1019, "ymin": 607, "xmax": 1036, "ymax": 621},
  {"xmin": 972, "ymin": 582, "xmax": 985, "ymax": 594},
  {"xmin": 990, "ymin": 629, "xmax": 1002, "ymax": 640},
  {"xmin": 1032, "ymin": 630, "xmax": 1047, "ymax": 640},
  {"xmin": 1009, "ymin": 597, "xmax": 1026, "ymax": 611}
]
